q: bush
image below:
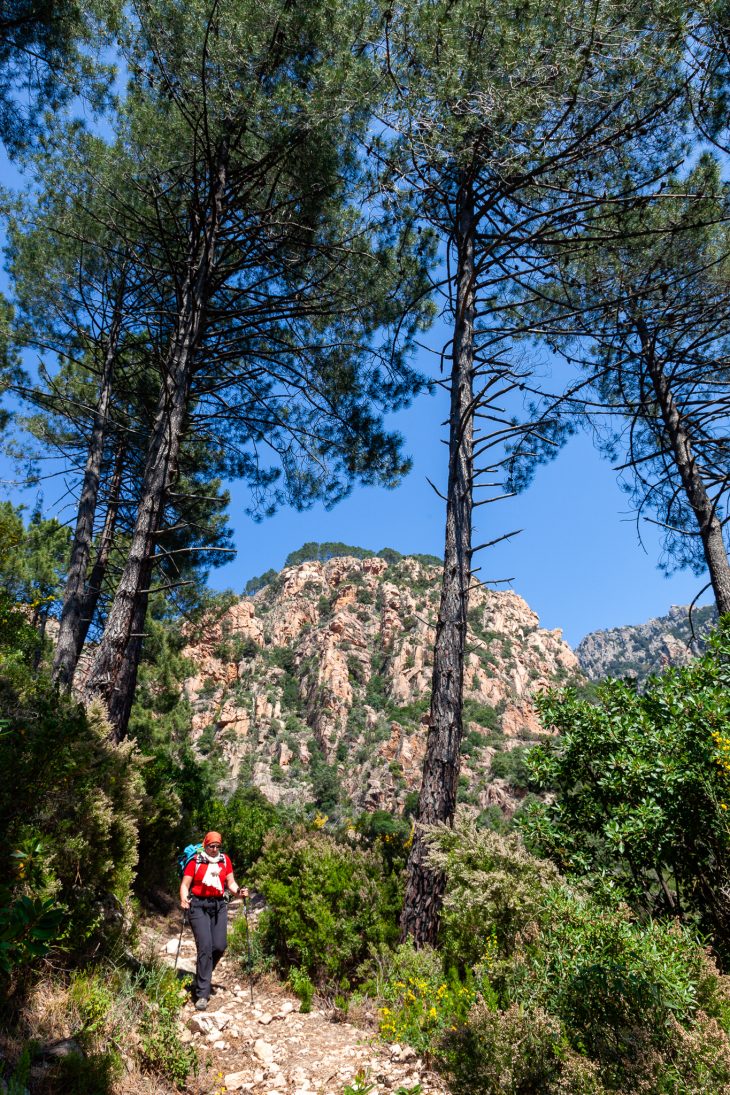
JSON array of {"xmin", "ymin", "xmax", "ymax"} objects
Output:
[
  {"xmin": 67, "ymin": 961, "xmax": 196, "ymax": 1089},
  {"xmin": 200, "ymin": 785, "xmax": 286, "ymax": 877},
  {"xmin": 521, "ymin": 619, "xmax": 730, "ymax": 951},
  {"xmin": 421, "ymin": 815, "xmax": 730, "ymax": 1093},
  {"xmin": 489, "ymin": 746, "xmax": 534, "ymax": 789},
  {"xmin": 288, "ymin": 966, "xmax": 315, "ymax": 1012},
  {"xmin": 254, "ymin": 826, "xmax": 401, "ymax": 988},
  {"xmin": 378, "ymin": 942, "xmax": 480, "ymax": 1055},
  {"xmin": 441, "ymin": 1003, "xmax": 571, "ymax": 1095},
  {"xmin": 510, "ymin": 892, "xmax": 723, "ymax": 1065},
  {"xmin": 424, "ymin": 818, "xmax": 560, "ymax": 971},
  {"xmin": 0, "ymin": 595, "xmax": 143, "ymax": 963}
]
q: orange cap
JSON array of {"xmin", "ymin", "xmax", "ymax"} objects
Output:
[{"xmin": 203, "ymin": 831, "xmax": 223, "ymax": 847}]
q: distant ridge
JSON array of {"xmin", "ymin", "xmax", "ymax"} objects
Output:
[{"xmin": 576, "ymin": 604, "xmax": 717, "ymax": 684}]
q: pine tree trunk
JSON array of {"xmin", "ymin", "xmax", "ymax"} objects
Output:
[
  {"xmin": 638, "ymin": 320, "xmax": 730, "ymax": 615},
  {"xmin": 84, "ymin": 146, "xmax": 228, "ymax": 740},
  {"xmin": 82, "ymin": 321, "xmax": 195, "ymax": 738},
  {"xmin": 106, "ymin": 578, "xmax": 150, "ymax": 735},
  {"xmin": 53, "ymin": 290, "xmax": 124, "ymax": 688},
  {"xmin": 74, "ymin": 438, "xmax": 126, "ymax": 662},
  {"xmin": 401, "ymin": 186, "xmax": 476, "ymax": 946}
]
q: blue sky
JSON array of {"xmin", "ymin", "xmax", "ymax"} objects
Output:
[
  {"xmin": 209, "ymin": 360, "xmax": 712, "ymax": 648},
  {"xmin": 0, "ymin": 144, "xmax": 714, "ymax": 650}
]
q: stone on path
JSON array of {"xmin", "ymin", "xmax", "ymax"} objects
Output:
[
  {"xmin": 253, "ymin": 1038, "xmax": 275, "ymax": 1065},
  {"xmin": 223, "ymin": 1072, "xmax": 251, "ymax": 1091}
]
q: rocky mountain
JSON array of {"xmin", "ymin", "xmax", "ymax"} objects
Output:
[
  {"xmin": 576, "ymin": 603, "xmax": 717, "ymax": 685},
  {"xmin": 179, "ymin": 553, "xmax": 579, "ymax": 819}
]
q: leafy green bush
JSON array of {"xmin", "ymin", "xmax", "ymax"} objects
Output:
[
  {"xmin": 425, "ymin": 819, "xmax": 560, "ymax": 970},
  {"xmin": 200, "ymin": 785, "xmax": 286, "ymax": 877},
  {"xmin": 422, "ymin": 816, "xmax": 730, "ymax": 1092},
  {"xmin": 254, "ymin": 826, "xmax": 401, "ymax": 988},
  {"xmin": 510, "ymin": 891, "xmax": 722, "ymax": 1063},
  {"xmin": 489, "ymin": 746, "xmax": 533, "ymax": 789},
  {"xmin": 0, "ymin": 869, "xmax": 65, "ymax": 975},
  {"xmin": 0, "ymin": 595, "xmax": 143, "ymax": 962},
  {"xmin": 66, "ymin": 961, "xmax": 196, "ymax": 1089},
  {"xmin": 378, "ymin": 942, "xmax": 480, "ymax": 1054},
  {"xmin": 288, "ymin": 966, "xmax": 315, "ymax": 1012},
  {"xmin": 441, "ymin": 1003, "xmax": 573, "ymax": 1095},
  {"xmin": 520, "ymin": 619, "xmax": 730, "ymax": 951}
]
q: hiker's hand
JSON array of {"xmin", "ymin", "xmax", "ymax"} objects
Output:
[
  {"xmin": 239, "ymin": 887, "xmax": 249, "ymax": 899},
  {"xmin": 180, "ymin": 894, "xmax": 191, "ymax": 910}
]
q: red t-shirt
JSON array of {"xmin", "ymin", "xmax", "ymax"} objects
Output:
[{"xmin": 184, "ymin": 853, "xmax": 233, "ymax": 898}]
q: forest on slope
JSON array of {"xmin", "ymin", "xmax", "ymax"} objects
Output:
[{"xmin": 5, "ymin": 0, "xmax": 730, "ymax": 1091}]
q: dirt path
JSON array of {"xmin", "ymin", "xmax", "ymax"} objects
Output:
[{"xmin": 145, "ymin": 901, "xmax": 449, "ymax": 1095}]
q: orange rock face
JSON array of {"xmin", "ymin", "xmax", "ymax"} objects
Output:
[{"xmin": 178, "ymin": 554, "xmax": 581, "ymax": 816}]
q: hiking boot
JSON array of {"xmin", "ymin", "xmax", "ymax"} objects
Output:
[{"xmin": 194, "ymin": 997, "xmax": 209, "ymax": 1011}]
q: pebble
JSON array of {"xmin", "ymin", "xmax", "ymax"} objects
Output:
[
  {"xmin": 223, "ymin": 1072, "xmax": 248, "ymax": 1091},
  {"xmin": 254, "ymin": 1039, "xmax": 275, "ymax": 1065}
]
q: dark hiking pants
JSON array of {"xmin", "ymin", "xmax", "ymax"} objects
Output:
[{"xmin": 188, "ymin": 896, "xmax": 228, "ymax": 1001}]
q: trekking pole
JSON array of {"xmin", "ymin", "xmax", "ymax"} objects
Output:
[
  {"xmin": 174, "ymin": 910, "xmax": 188, "ymax": 972},
  {"xmin": 245, "ymin": 897, "xmax": 254, "ymax": 1006}
]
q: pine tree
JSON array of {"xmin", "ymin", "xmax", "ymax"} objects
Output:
[
  {"xmin": 383, "ymin": 0, "xmax": 687, "ymax": 944},
  {"xmin": 54, "ymin": 0, "xmax": 434, "ymax": 740}
]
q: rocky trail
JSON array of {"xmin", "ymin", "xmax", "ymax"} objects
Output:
[{"xmin": 145, "ymin": 901, "xmax": 448, "ymax": 1095}]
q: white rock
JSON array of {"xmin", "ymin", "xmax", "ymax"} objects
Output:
[
  {"xmin": 187, "ymin": 1015, "xmax": 212, "ymax": 1035},
  {"xmin": 398, "ymin": 1046, "xmax": 417, "ymax": 1062},
  {"xmin": 254, "ymin": 1039, "xmax": 275, "ymax": 1065},
  {"xmin": 278, "ymin": 1001, "xmax": 295, "ymax": 1016},
  {"xmin": 253, "ymin": 1071, "xmax": 265, "ymax": 1083},
  {"xmin": 258, "ymin": 1012, "xmax": 274, "ymax": 1025},
  {"xmin": 223, "ymin": 1072, "xmax": 248, "ymax": 1091},
  {"xmin": 165, "ymin": 938, "xmax": 181, "ymax": 954},
  {"xmin": 209, "ymin": 1011, "xmax": 230, "ymax": 1030},
  {"xmin": 213, "ymin": 1040, "xmax": 228, "ymax": 1050}
]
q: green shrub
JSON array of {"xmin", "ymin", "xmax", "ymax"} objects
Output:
[
  {"xmin": 441, "ymin": 1003, "xmax": 571, "ymax": 1095},
  {"xmin": 425, "ymin": 818, "xmax": 560, "ymax": 971},
  {"xmin": 490, "ymin": 746, "xmax": 534, "ymax": 789},
  {"xmin": 254, "ymin": 826, "xmax": 401, "ymax": 988},
  {"xmin": 199, "ymin": 785, "xmax": 285, "ymax": 877},
  {"xmin": 0, "ymin": 595, "xmax": 143, "ymax": 961},
  {"xmin": 510, "ymin": 891, "xmax": 720, "ymax": 1064},
  {"xmin": 288, "ymin": 966, "xmax": 315, "ymax": 1012},
  {"xmin": 521, "ymin": 619, "xmax": 730, "ymax": 951},
  {"xmin": 378, "ymin": 942, "xmax": 481, "ymax": 1054},
  {"xmin": 423, "ymin": 816, "xmax": 730, "ymax": 1092},
  {"xmin": 64, "ymin": 962, "xmax": 196, "ymax": 1090}
]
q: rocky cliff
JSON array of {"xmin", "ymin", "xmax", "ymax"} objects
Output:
[
  {"xmin": 576, "ymin": 603, "xmax": 717, "ymax": 684},
  {"xmin": 179, "ymin": 554, "xmax": 579, "ymax": 818}
]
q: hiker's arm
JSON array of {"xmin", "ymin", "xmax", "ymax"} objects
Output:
[
  {"xmin": 180, "ymin": 874, "xmax": 192, "ymax": 910},
  {"xmin": 226, "ymin": 872, "xmax": 248, "ymax": 899}
]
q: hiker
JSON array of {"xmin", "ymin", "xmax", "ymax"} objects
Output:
[{"xmin": 179, "ymin": 831, "xmax": 248, "ymax": 1011}]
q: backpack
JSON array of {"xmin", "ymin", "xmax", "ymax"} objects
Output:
[{"xmin": 177, "ymin": 843, "xmax": 203, "ymax": 878}]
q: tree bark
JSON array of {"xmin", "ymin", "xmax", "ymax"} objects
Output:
[
  {"xmin": 53, "ymin": 285, "xmax": 124, "ymax": 688},
  {"xmin": 638, "ymin": 319, "xmax": 730, "ymax": 615},
  {"xmin": 401, "ymin": 185, "xmax": 476, "ymax": 946},
  {"xmin": 84, "ymin": 145, "xmax": 228, "ymax": 740},
  {"xmin": 73, "ymin": 437, "xmax": 126, "ymax": 662}
]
